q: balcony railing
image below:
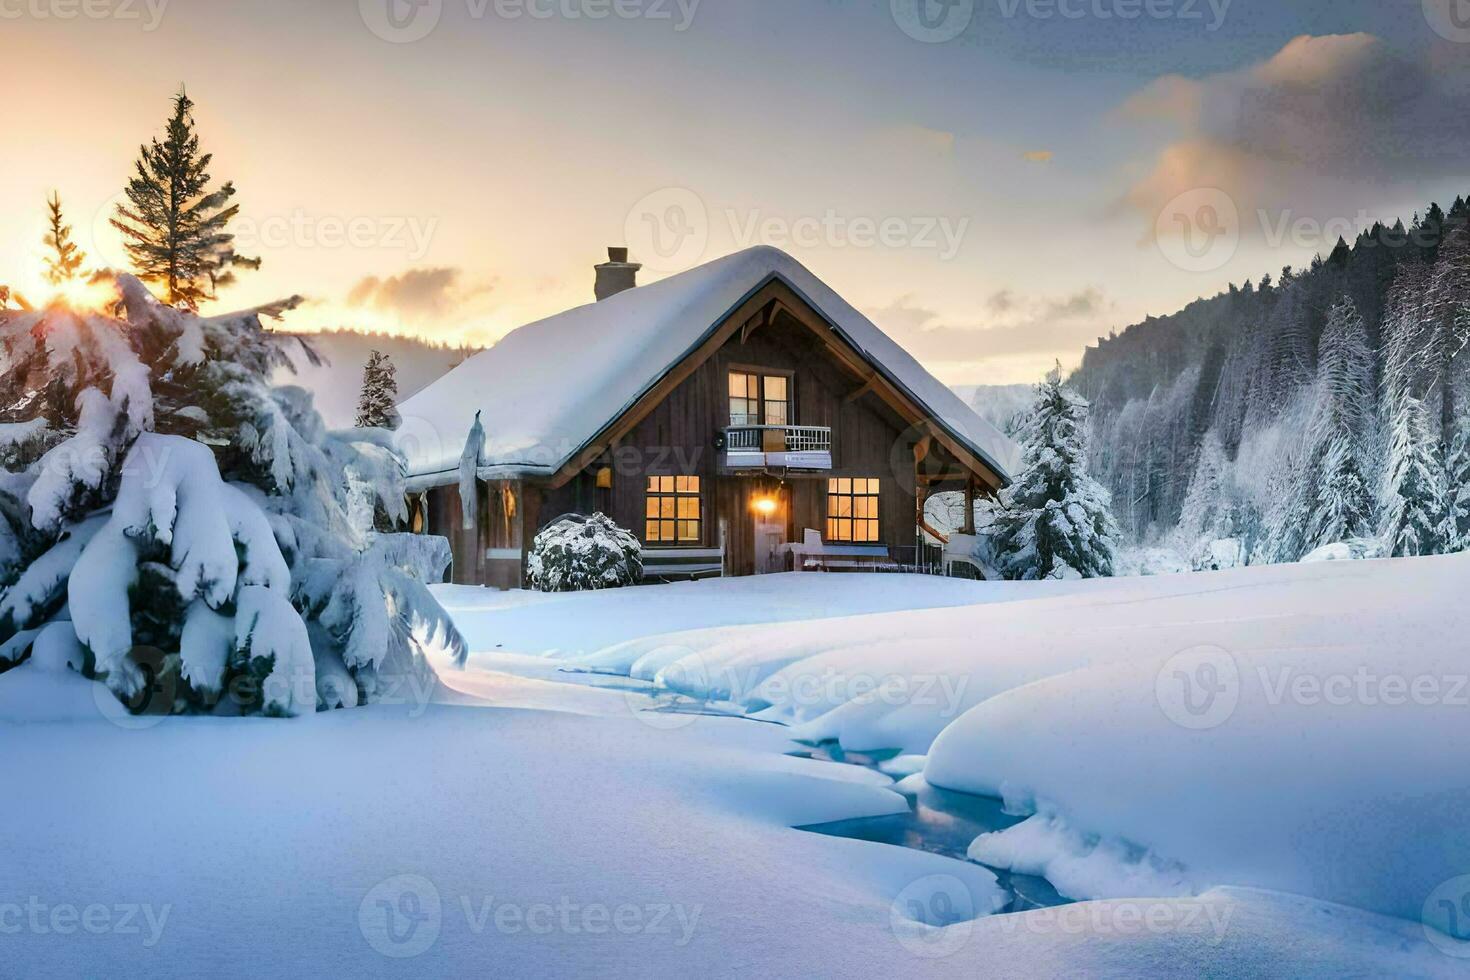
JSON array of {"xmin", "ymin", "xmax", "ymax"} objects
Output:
[{"xmin": 723, "ymin": 425, "xmax": 833, "ymax": 470}]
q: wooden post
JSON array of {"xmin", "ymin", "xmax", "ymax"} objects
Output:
[{"xmin": 962, "ymin": 477, "xmax": 976, "ymax": 535}]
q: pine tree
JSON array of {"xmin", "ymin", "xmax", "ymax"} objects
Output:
[
  {"xmin": 111, "ymin": 87, "xmax": 258, "ymax": 309},
  {"xmin": 1255, "ymin": 451, "xmax": 1312, "ymax": 565},
  {"xmin": 1298, "ymin": 296, "xmax": 1377, "ymax": 552},
  {"xmin": 1174, "ymin": 428, "xmax": 1242, "ymax": 567},
  {"xmin": 0, "ymin": 277, "xmax": 464, "ymax": 714},
  {"xmin": 990, "ymin": 366, "xmax": 1119, "ymax": 580},
  {"xmin": 1412, "ymin": 226, "xmax": 1470, "ymax": 449},
  {"xmin": 1379, "ymin": 395, "xmax": 1449, "ymax": 557},
  {"xmin": 42, "ymin": 192, "xmax": 87, "ymax": 287},
  {"xmin": 354, "ymin": 350, "xmax": 401, "ymax": 429},
  {"xmin": 1444, "ymin": 427, "xmax": 1470, "ymax": 551}
]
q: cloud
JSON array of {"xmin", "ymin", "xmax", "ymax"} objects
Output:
[
  {"xmin": 865, "ymin": 288, "xmax": 1115, "ymax": 373},
  {"xmin": 1022, "ymin": 150, "xmax": 1054, "ymax": 164},
  {"xmin": 347, "ymin": 267, "xmax": 493, "ymax": 319},
  {"xmin": 1120, "ymin": 33, "xmax": 1470, "ymax": 235}
]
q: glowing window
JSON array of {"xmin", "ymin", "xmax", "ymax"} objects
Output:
[
  {"xmin": 826, "ymin": 478, "xmax": 880, "ymax": 543},
  {"xmin": 646, "ymin": 476, "xmax": 702, "ymax": 544}
]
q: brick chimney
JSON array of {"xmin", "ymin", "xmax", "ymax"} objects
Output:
[{"xmin": 594, "ymin": 247, "xmax": 641, "ymax": 301}]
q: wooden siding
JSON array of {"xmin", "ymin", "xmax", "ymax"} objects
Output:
[
  {"xmin": 425, "ymin": 294, "xmax": 991, "ymax": 586},
  {"xmin": 536, "ymin": 310, "xmax": 922, "ymax": 577}
]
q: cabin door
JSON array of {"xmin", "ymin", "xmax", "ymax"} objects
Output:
[{"xmin": 753, "ymin": 494, "xmax": 787, "ymax": 575}]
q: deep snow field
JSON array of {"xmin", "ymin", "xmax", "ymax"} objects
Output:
[{"xmin": 5, "ymin": 560, "xmax": 1470, "ymax": 976}]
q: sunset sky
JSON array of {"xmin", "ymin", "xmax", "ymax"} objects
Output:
[{"xmin": 3, "ymin": 0, "xmax": 1468, "ymax": 384}]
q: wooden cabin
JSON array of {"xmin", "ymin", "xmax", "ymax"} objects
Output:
[{"xmin": 395, "ymin": 246, "xmax": 1018, "ymax": 587}]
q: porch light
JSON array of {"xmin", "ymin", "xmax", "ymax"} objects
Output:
[{"xmin": 752, "ymin": 496, "xmax": 779, "ymax": 516}]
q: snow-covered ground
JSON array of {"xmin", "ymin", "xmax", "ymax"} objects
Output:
[{"xmin": 5, "ymin": 562, "xmax": 1468, "ymax": 975}]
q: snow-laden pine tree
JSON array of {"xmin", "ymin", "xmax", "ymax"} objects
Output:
[
  {"xmin": 1445, "ymin": 427, "xmax": 1470, "ymax": 551},
  {"xmin": 1296, "ymin": 296, "xmax": 1378, "ymax": 553},
  {"xmin": 1254, "ymin": 450, "xmax": 1311, "ymax": 565},
  {"xmin": 0, "ymin": 276, "xmax": 464, "ymax": 716},
  {"xmin": 43, "ymin": 193, "xmax": 87, "ymax": 287},
  {"xmin": 1173, "ymin": 429, "xmax": 1244, "ymax": 568},
  {"xmin": 112, "ymin": 88, "xmax": 258, "ymax": 309},
  {"xmin": 1378, "ymin": 262, "xmax": 1454, "ymax": 557},
  {"xmin": 989, "ymin": 367, "xmax": 1119, "ymax": 580},
  {"xmin": 355, "ymin": 349, "xmax": 401, "ymax": 430},
  {"xmin": 1423, "ymin": 225, "xmax": 1470, "ymax": 448},
  {"xmin": 1378, "ymin": 395, "xmax": 1449, "ymax": 557}
]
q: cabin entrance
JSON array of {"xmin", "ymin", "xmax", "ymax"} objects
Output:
[{"xmin": 751, "ymin": 485, "xmax": 788, "ymax": 574}]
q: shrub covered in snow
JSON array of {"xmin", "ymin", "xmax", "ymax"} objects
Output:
[
  {"xmin": 526, "ymin": 513, "xmax": 642, "ymax": 592},
  {"xmin": 0, "ymin": 276, "xmax": 465, "ymax": 717},
  {"xmin": 1299, "ymin": 538, "xmax": 1383, "ymax": 563}
]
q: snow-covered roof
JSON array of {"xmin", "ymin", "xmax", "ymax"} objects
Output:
[{"xmin": 396, "ymin": 246, "xmax": 1020, "ymax": 485}]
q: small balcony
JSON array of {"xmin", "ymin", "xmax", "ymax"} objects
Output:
[{"xmin": 722, "ymin": 425, "xmax": 832, "ymax": 471}]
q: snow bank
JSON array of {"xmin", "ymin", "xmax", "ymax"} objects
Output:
[
  {"xmin": 926, "ymin": 634, "xmax": 1470, "ymax": 923},
  {"xmin": 0, "ymin": 685, "xmax": 1455, "ymax": 976},
  {"xmin": 540, "ymin": 554, "xmax": 1470, "ymax": 933},
  {"xmin": 438, "ymin": 572, "xmax": 1009, "ymax": 661}
]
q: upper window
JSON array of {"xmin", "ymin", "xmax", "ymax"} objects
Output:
[
  {"xmin": 729, "ymin": 371, "xmax": 790, "ymax": 427},
  {"xmin": 827, "ymin": 478, "xmax": 880, "ymax": 543},
  {"xmin": 646, "ymin": 476, "xmax": 702, "ymax": 544}
]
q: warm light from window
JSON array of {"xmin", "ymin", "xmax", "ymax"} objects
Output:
[{"xmin": 753, "ymin": 496, "xmax": 779, "ymax": 516}]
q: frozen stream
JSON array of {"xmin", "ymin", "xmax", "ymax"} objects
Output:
[
  {"xmin": 549, "ymin": 663, "xmax": 1071, "ymax": 915},
  {"xmin": 788, "ymin": 743, "xmax": 1069, "ymax": 913}
]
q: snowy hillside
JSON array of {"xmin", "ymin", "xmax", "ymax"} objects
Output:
[
  {"xmin": 951, "ymin": 383, "xmax": 1033, "ymax": 435},
  {"xmin": 278, "ymin": 330, "xmax": 474, "ymax": 428},
  {"xmin": 1073, "ymin": 197, "xmax": 1470, "ymax": 566}
]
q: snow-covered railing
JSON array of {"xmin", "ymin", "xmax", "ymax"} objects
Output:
[{"xmin": 722, "ymin": 425, "xmax": 832, "ymax": 470}]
